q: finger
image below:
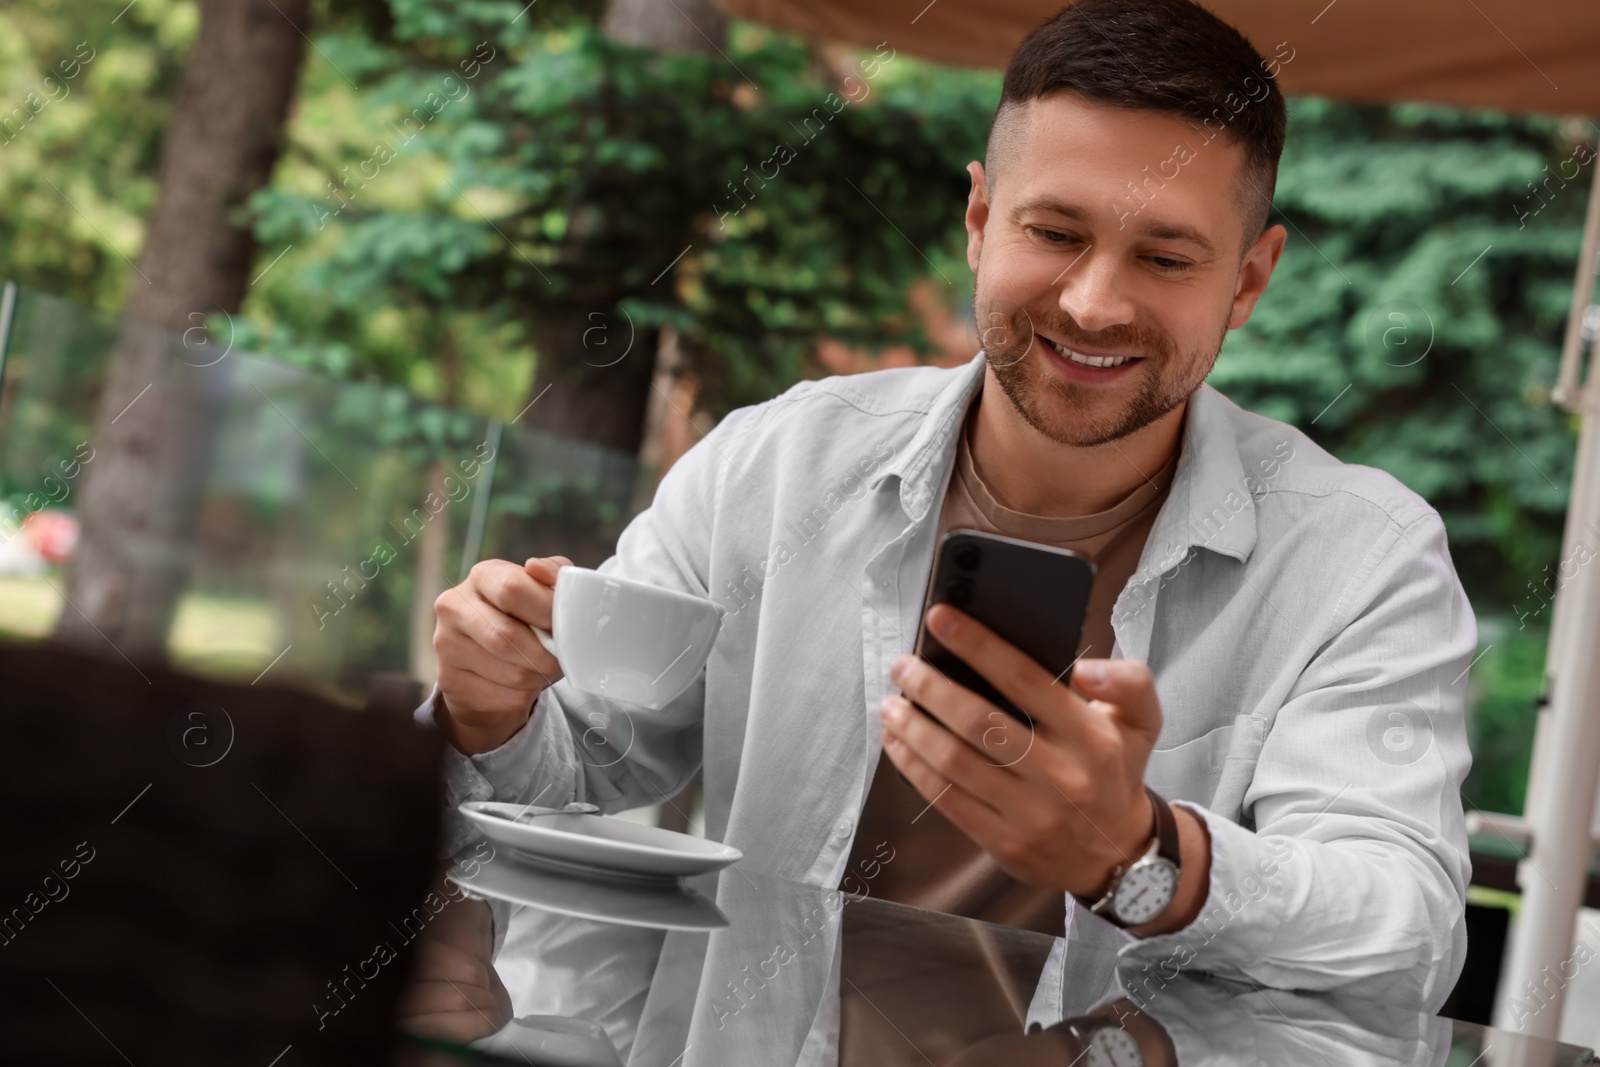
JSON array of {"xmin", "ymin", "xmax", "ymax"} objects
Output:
[
  {"xmin": 891, "ymin": 655, "xmax": 992, "ymax": 745},
  {"xmin": 879, "ymin": 694, "xmax": 1019, "ymax": 817},
  {"xmin": 924, "ymin": 604, "xmax": 1086, "ymax": 740},
  {"xmin": 1071, "ymin": 658, "xmax": 1163, "ymax": 744},
  {"xmin": 890, "ymin": 657, "xmax": 1036, "ymax": 768},
  {"xmin": 440, "ymin": 585, "xmax": 558, "ymax": 679},
  {"xmin": 407, "ymin": 937, "xmax": 494, "ymax": 988},
  {"xmin": 879, "ymin": 723, "xmax": 1014, "ymax": 844},
  {"xmin": 396, "ymin": 980, "xmax": 507, "ymax": 1041},
  {"xmin": 414, "ymin": 889, "xmax": 493, "ymax": 963},
  {"xmin": 469, "ymin": 558, "xmax": 555, "ymax": 629},
  {"xmin": 435, "ymin": 626, "xmax": 554, "ymax": 689},
  {"xmin": 524, "ymin": 555, "xmax": 573, "ymax": 586}
]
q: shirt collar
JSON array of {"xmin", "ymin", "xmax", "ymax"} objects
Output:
[
  {"xmin": 1144, "ymin": 382, "xmax": 1259, "ymax": 570},
  {"xmin": 869, "ymin": 354, "xmax": 987, "ymax": 522},
  {"xmin": 869, "ymin": 353, "xmax": 1258, "ymax": 566}
]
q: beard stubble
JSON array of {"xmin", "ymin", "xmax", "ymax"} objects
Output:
[{"xmin": 979, "ymin": 300, "xmax": 1226, "ymax": 448}]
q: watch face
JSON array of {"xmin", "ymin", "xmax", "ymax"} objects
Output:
[
  {"xmin": 1112, "ymin": 859, "xmax": 1179, "ymax": 926},
  {"xmin": 1087, "ymin": 1025, "xmax": 1143, "ymax": 1067}
]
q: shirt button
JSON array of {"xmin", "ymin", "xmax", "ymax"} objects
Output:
[{"xmin": 835, "ymin": 818, "xmax": 853, "ymax": 839}]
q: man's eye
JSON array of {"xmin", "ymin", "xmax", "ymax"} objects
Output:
[
  {"xmin": 1146, "ymin": 255, "xmax": 1189, "ymax": 272},
  {"xmin": 1030, "ymin": 227, "xmax": 1078, "ymax": 244}
]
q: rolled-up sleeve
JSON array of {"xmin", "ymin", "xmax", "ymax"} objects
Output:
[{"xmin": 1119, "ymin": 509, "xmax": 1475, "ymax": 1010}]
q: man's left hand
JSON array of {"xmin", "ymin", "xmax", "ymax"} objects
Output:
[{"xmin": 879, "ymin": 602, "xmax": 1164, "ymax": 902}]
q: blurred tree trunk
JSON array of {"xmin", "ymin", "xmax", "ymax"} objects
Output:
[
  {"xmin": 55, "ymin": 0, "xmax": 311, "ymax": 662},
  {"xmin": 519, "ymin": 0, "xmax": 726, "ymax": 457},
  {"xmin": 525, "ymin": 313, "xmax": 661, "ymax": 454}
]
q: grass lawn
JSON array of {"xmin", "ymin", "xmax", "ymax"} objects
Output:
[
  {"xmin": 0, "ymin": 572, "xmax": 281, "ymax": 680},
  {"xmin": 169, "ymin": 591, "xmax": 282, "ymax": 678},
  {"xmin": 0, "ymin": 573, "xmax": 63, "ymax": 637}
]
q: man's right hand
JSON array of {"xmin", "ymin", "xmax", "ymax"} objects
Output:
[
  {"xmin": 397, "ymin": 865, "xmax": 512, "ymax": 1043},
  {"xmin": 432, "ymin": 555, "xmax": 572, "ymax": 755}
]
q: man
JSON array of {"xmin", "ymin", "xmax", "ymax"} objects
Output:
[{"xmin": 404, "ymin": 0, "xmax": 1474, "ymax": 1042}]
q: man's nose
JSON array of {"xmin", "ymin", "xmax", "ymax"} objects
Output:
[{"xmin": 1055, "ymin": 248, "xmax": 1137, "ymax": 334}]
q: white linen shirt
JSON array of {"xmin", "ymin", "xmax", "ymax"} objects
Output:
[{"xmin": 424, "ymin": 353, "xmax": 1475, "ymax": 1021}]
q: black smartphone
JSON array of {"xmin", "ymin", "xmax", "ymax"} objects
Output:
[{"xmin": 912, "ymin": 528, "xmax": 1096, "ymax": 727}]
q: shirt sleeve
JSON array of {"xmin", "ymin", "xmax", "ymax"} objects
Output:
[
  {"xmin": 412, "ymin": 405, "xmax": 762, "ymax": 951},
  {"xmin": 413, "ymin": 683, "xmax": 587, "ymax": 859},
  {"xmin": 1117, "ymin": 509, "xmax": 1475, "ymax": 1011},
  {"xmin": 413, "ymin": 685, "xmax": 580, "ymax": 959},
  {"xmin": 1116, "ymin": 979, "xmax": 1454, "ymax": 1066}
]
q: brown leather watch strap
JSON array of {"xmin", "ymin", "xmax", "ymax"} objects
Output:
[
  {"xmin": 1147, "ymin": 786, "xmax": 1180, "ymax": 866},
  {"xmin": 1075, "ymin": 787, "xmax": 1182, "ymax": 917}
]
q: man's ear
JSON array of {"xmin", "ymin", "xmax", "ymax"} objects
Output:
[
  {"xmin": 965, "ymin": 161, "xmax": 990, "ymax": 275},
  {"xmin": 1228, "ymin": 223, "xmax": 1287, "ymax": 330}
]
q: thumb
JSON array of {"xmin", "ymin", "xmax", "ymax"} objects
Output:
[
  {"xmin": 524, "ymin": 555, "xmax": 573, "ymax": 585},
  {"xmin": 1071, "ymin": 658, "xmax": 1162, "ymax": 740}
]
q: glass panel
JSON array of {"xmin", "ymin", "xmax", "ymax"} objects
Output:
[
  {"xmin": 477, "ymin": 422, "xmax": 641, "ymax": 572},
  {"xmin": 0, "ymin": 281, "xmax": 641, "ymax": 704}
]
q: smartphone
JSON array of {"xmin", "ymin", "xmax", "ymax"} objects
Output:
[{"xmin": 912, "ymin": 528, "xmax": 1095, "ymax": 727}]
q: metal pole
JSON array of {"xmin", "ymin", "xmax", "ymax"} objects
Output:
[
  {"xmin": 458, "ymin": 419, "xmax": 502, "ymax": 584},
  {"xmin": 1494, "ymin": 146, "xmax": 1600, "ymax": 1039},
  {"xmin": 0, "ymin": 281, "xmax": 19, "ymax": 548},
  {"xmin": 1495, "ymin": 394, "xmax": 1600, "ymax": 1038},
  {"xmin": 0, "ymin": 281, "xmax": 19, "ymax": 389},
  {"xmin": 1552, "ymin": 149, "xmax": 1600, "ymax": 410},
  {"xmin": 1524, "ymin": 152, "xmax": 1600, "ymax": 838}
]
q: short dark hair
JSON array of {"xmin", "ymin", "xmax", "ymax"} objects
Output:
[{"xmin": 986, "ymin": 0, "xmax": 1288, "ymax": 244}]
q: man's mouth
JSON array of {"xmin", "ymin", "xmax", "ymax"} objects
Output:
[{"xmin": 1041, "ymin": 335, "xmax": 1140, "ymax": 369}]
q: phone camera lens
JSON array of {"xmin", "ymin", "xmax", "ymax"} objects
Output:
[
  {"xmin": 946, "ymin": 577, "xmax": 973, "ymax": 607},
  {"xmin": 952, "ymin": 544, "xmax": 981, "ymax": 571}
]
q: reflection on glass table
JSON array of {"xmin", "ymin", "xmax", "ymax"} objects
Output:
[
  {"xmin": 412, "ymin": 850, "xmax": 1596, "ymax": 1067},
  {"xmin": 453, "ymin": 847, "xmax": 730, "ymax": 932}
]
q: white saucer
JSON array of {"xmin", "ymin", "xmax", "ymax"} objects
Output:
[
  {"xmin": 448, "ymin": 848, "xmax": 730, "ymax": 931},
  {"xmin": 461, "ymin": 802, "xmax": 743, "ymax": 882}
]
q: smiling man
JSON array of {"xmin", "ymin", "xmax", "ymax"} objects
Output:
[{"xmin": 408, "ymin": 0, "xmax": 1475, "ymax": 1046}]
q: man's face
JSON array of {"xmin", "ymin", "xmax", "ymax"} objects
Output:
[{"xmin": 965, "ymin": 93, "xmax": 1284, "ymax": 448}]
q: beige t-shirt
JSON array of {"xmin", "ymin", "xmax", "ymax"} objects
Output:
[
  {"xmin": 842, "ymin": 401, "xmax": 1180, "ymax": 938},
  {"xmin": 836, "ymin": 401, "xmax": 1180, "ymax": 1062}
]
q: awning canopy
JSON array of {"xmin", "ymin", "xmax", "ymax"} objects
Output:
[{"xmin": 717, "ymin": 0, "xmax": 1600, "ymax": 118}]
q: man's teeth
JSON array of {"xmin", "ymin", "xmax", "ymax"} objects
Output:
[{"xmin": 1044, "ymin": 337, "xmax": 1136, "ymax": 368}]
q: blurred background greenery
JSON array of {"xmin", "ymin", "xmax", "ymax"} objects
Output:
[{"xmin": 0, "ymin": 0, "xmax": 1591, "ymax": 815}]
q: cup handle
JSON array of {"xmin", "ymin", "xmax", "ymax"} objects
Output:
[{"xmin": 531, "ymin": 626, "xmax": 558, "ymax": 658}]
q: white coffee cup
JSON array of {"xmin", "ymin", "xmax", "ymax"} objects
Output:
[{"xmin": 531, "ymin": 567, "xmax": 724, "ymax": 710}]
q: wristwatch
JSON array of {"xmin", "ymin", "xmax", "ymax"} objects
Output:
[
  {"xmin": 1052, "ymin": 1014, "xmax": 1144, "ymax": 1067},
  {"xmin": 1080, "ymin": 786, "xmax": 1181, "ymax": 928}
]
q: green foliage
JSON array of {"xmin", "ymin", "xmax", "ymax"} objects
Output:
[
  {"xmin": 240, "ymin": 7, "xmax": 995, "ymax": 418},
  {"xmin": 1462, "ymin": 618, "xmax": 1549, "ymax": 815},
  {"xmin": 0, "ymin": 287, "xmax": 118, "ymax": 517},
  {"xmin": 1216, "ymin": 99, "xmax": 1586, "ymax": 614},
  {"xmin": 0, "ymin": 0, "xmax": 194, "ymax": 307}
]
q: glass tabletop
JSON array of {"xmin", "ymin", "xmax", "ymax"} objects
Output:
[{"xmin": 413, "ymin": 853, "xmax": 1596, "ymax": 1066}]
